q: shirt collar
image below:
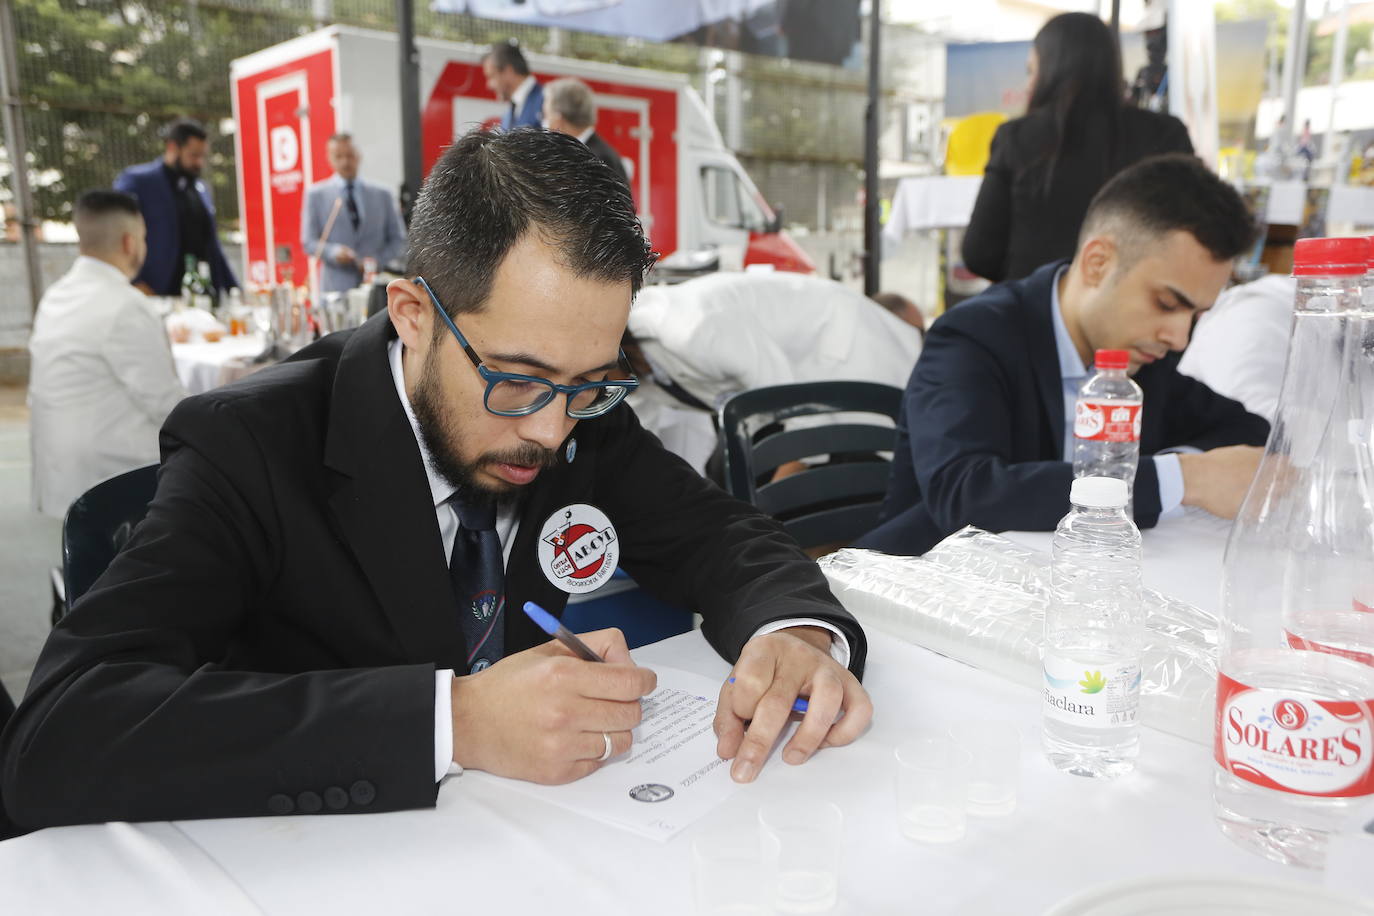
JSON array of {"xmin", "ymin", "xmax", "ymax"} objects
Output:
[
  {"xmin": 73, "ymin": 254, "xmax": 134, "ymax": 285},
  {"xmin": 576, "ymin": 127, "xmax": 595, "ymax": 144},
  {"xmin": 511, "ymin": 75, "xmax": 537, "ymax": 112},
  {"xmin": 1049, "ymin": 265, "xmax": 1088, "ymax": 382},
  {"xmin": 388, "ymin": 337, "xmax": 457, "ymax": 509}
]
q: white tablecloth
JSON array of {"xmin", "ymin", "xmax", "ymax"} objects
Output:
[
  {"xmin": 0, "ymin": 554, "xmax": 1331, "ymax": 914},
  {"xmin": 171, "ymin": 334, "xmax": 268, "ymax": 395},
  {"xmin": 883, "ymin": 175, "xmax": 983, "ymax": 249}
]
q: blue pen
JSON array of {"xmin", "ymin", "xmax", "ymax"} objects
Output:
[
  {"xmin": 726, "ymin": 677, "xmax": 809, "ymax": 714},
  {"xmin": 523, "ymin": 601, "xmax": 605, "ymax": 663}
]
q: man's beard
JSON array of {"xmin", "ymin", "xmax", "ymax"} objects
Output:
[
  {"xmin": 174, "ymin": 153, "xmax": 202, "ymax": 178},
  {"xmin": 411, "ymin": 346, "xmax": 559, "ymax": 505}
]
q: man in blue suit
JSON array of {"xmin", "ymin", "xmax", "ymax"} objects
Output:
[
  {"xmin": 114, "ymin": 118, "xmax": 238, "ymax": 297},
  {"xmin": 858, "ymin": 155, "xmax": 1271, "ymax": 556},
  {"xmin": 301, "ymin": 134, "xmax": 407, "ymax": 294},
  {"xmin": 482, "ymin": 41, "xmax": 543, "ymax": 132}
]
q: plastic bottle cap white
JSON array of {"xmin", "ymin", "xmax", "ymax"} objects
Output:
[{"xmin": 1070, "ymin": 476, "xmax": 1129, "ymax": 508}]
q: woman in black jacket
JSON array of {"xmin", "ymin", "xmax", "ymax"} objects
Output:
[{"xmin": 961, "ymin": 12, "xmax": 1194, "ymax": 283}]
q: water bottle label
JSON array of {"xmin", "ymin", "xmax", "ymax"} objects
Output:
[
  {"xmin": 1042, "ymin": 654, "xmax": 1140, "ymax": 728},
  {"xmin": 1214, "ymin": 672, "xmax": 1374, "ymax": 797},
  {"xmin": 1073, "ymin": 399, "xmax": 1142, "ymax": 443}
]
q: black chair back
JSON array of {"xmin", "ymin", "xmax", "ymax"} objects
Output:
[
  {"xmin": 60, "ymin": 464, "xmax": 160, "ymax": 616},
  {"xmin": 719, "ymin": 381, "xmax": 903, "ymax": 550}
]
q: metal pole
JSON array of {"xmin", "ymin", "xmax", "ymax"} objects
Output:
[
  {"xmin": 863, "ymin": 0, "xmax": 881, "ymax": 298},
  {"xmin": 0, "ymin": 0, "xmax": 41, "ymax": 313},
  {"xmin": 397, "ymin": 0, "xmax": 422, "ymax": 225},
  {"xmin": 1277, "ymin": 0, "xmax": 1306, "ymax": 151},
  {"xmin": 1109, "ymin": 0, "xmax": 1120, "ymax": 51},
  {"xmin": 1326, "ymin": 0, "xmax": 1349, "ymax": 161}
]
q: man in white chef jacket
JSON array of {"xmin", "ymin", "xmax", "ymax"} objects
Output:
[{"xmin": 28, "ymin": 189, "xmax": 188, "ymax": 517}]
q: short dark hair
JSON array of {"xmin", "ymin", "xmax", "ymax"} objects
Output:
[
  {"xmin": 74, "ymin": 189, "xmax": 141, "ymax": 251},
  {"xmin": 1078, "ymin": 154, "xmax": 1257, "ymax": 264},
  {"xmin": 161, "ymin": 117, "xmax": 207, "ymax": 147},
  {"xmin": 328, "ymin": 132, "xmax": 354, "ymax": 145},
  {"xmin": 407, "ymin": 129, "xmax": 655, "ymax": 331},
  {"xmin": 75, "ymin": 189, "xmax": 140, "ymax": 220},
  {"xmin": 483, "ymin": 40, "xmax": 530, "ymax": 76}
]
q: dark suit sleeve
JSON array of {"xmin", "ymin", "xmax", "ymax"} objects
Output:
[
  {"xmin": 1156, "ymin": 369, "xmax": 1269, "ymax": 453},
  {"xmin": 961, "ymin": 124, "xmax": 1015, "ymax": 283},
  {"xmin": 0, "ymin": 397, "xmax": 437, "ymax": 829},
  {"xmin": 597, "ymin": 409, "xmax": 868, "ymax": 679}
]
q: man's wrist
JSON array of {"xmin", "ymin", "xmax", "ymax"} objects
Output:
[{"xmin": 781, "ymin": 625, "xmax": 835, "ymax": 654}]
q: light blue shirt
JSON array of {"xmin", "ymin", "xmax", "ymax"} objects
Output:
[{"xmin": 1050, "ymin": 268, "xmax": 1185, "ymax": 516}]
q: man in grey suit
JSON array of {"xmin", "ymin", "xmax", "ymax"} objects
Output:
[{"xmin": 301, "ymin": 133, "xmax": 407, "ymax": 294}]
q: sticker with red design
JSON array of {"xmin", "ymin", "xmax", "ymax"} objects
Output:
[
  {"xmin": 1214, "ymin": 672, "xmax": 1374, "ymax": 797},
  {"xmin": 1073, "ymin": 399, "xmax": 1142, "ymax": 443},
  {"xmin": 538, "ymin": 503, "xmax": 620, "ymax": 594}
]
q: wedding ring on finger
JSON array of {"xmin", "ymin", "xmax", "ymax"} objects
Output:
[{"xmin": 599, "ymin": 731, "xmax": 614, "ymax": 762}]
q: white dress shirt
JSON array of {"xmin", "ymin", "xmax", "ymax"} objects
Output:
[
  {"xmin": 1178, "ymin": 274, "xmax": 1294, "ymax": 424},
  {"xmin": 510, "ymin": 75, "xmax": 538, "ymax": 116},
  {"xmin": 385, "ymin": 339, "xmax": 850, "ymax": 781},
  {"xmin": 28, "ymin": 255, "xmax": 188, "ymax": 517}
]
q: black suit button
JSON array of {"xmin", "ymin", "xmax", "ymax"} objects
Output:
[
  {"xmin": 324, "ymin": 786, "xmax": 349, "ymax": 810},
  {"xmin": 267, "ymin": 793, "xmax": 294, "ymax": 815},
  {"xmin": 349, "ymin": 780, "xmax": 376, "ymax": 807},
  {"xmin": 297, "ymin": 791, "xmax": 323, "ymax": 814}
]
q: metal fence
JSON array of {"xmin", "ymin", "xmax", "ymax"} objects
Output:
[{"xmin": 0, "ymin": 0, "xmax": 942, "ymax": 233}]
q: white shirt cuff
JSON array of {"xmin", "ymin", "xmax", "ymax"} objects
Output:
[
  {"xmin": 1153, "ymin": 453, "xmax": 1187, "ymax": 519},
  {"xmin": 751, "ymin": 618, "xmax": 852, "ymax": 670},
  {"xmin": 434, "ymin": 669, "xmax": 461, "ymax": 782}
]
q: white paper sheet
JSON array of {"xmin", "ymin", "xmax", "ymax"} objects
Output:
[{"xmin": 466, "ymin": 666, "xmax": 740, "ymax": 841}]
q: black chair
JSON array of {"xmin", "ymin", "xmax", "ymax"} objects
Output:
[
  {"xmin": 60, "ymin": 463, "xmax": 160, "ymax": 618},
  {"xmin": 719, "ymin": 381, "xmax": 903, "ymax": 551}
]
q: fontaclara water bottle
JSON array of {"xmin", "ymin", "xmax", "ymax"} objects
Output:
[
  {"xmin": 1042, "ymin": 476, "xmax": 1144, "ymax": 779},
  {"xmin": 1073, "ymin": 350, "xmax": 1144, "ymax": 502},
  {"xmin": 1214, "ymin": 236, "xmax": 1374, "ymax": 870}
]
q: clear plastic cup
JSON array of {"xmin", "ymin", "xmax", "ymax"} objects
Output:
[
  {"xmin": 948, "ymin": 721, "xmax": 1020, "ymax": 817},
  {"xmin": 692, "ymin": 826, "xmax": 772, "ymax": 916},
  {"xmin": 758, "ymin": 800, "xmax": 843, "ymax": 914},
  {"xmin": 895, "ymin": 736, "xmax": 971, "ymax": 843}
]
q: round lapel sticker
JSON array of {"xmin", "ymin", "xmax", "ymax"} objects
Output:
[{"xmin": 538, "ymin": 503, "xmax": 619, "ymax": 593}]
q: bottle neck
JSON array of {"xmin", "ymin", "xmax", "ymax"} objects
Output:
[
  {"xmin": 1294, "ymin": 274, "xmax": 1364, "ymax": 314},
  {"xmin": 1070, "ymin": 503, "xmax": 1128, "ymax": 517}
]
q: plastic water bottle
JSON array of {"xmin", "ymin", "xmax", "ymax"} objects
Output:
[
  {"xmin": 1072, "ymin": 350, "xmax": 1143, "ymax": 502},
  {"xmin": 1042, "ymin": 476, "xmax": 1143, "ymax": 779},
  {"xmin": 1214, "ymin": 236, "xmax": 1374, "ymax": 869}
]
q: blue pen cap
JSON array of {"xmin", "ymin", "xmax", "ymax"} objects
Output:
[{"xmin": 523, "ymin": 601, "xmax": 561, "ymax": 636}]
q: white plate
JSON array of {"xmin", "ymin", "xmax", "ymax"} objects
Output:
[{"xmin": 1046, "ymin": 874, "xmax": 1374, "ymax": 916}]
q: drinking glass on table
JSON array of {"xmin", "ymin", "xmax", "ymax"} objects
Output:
[
  {"xmin": 895, "ymin": 736, "xmax": 971, "ymax": 843},
  {"xmin": 692, "ymin": 825, "xmax": 772, "ymax": 916},
  {"xmin": 758, "ymin": 800, "xmax": 843, "ymax": 914},
  {"xmin": 948, "ymin": 721, "xmax": 1020, "ymax": 817}
]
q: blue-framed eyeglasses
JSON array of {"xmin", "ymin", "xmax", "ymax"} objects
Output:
[{"xmin": 415, "ymin": 276, "xmax": 639, "ymax": 419}]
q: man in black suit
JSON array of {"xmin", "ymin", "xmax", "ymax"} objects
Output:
[
  {"xmin": 858, "ymin": 154, "xmax": 1270, "ymax": 556},
  {"xmin": 543, "ymin": 77, "xmax": 632, "ymax": 198},
  {"xmin": 0, "ymin": 130, "xmax": 871, "ymax": 830}
]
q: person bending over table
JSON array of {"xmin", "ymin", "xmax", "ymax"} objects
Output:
[
  {"xmin": 857, "ymin": 154, "xmax": 1270, "ymax": 557},
  {"xmin": 0, "ymin": 130, "xmax": 872, "ymax": 830}
]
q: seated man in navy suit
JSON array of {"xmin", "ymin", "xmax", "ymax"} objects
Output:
[
  {"xmin": 114, "ymin": 117, "xmax": 238, "ymax": 297},
  {"xmin": 483, "ymin": 40, "xmax": 543, "ymax": 132},
  {"xmin": 301, "ymin": 133, "xmax": 408, "ymax": 294},
  {"xmin": 858, "ymin": 154, "xmax": 1270, "ymax": 556}
]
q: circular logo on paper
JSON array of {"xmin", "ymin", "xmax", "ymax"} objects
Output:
[
  {"xmin": 1073, "ymin": 401, "xmax": 1104, "ymax": 439},
  {"xmin": 1274, "ymin": 699, "xmax": 1309, "ymax": 731},
  {"xmin": 537, "ymin": 503, "xmax": 620, "ymax": 594},
  {"xmin": 628, "ymin": 783, "xmax": 674, "ymax": 803}
]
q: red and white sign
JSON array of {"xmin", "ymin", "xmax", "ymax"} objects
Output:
[
  {"xmin": 1074, "ymin": 400, "xmax": 1142, "ymax": 443},
  {"xmin": 1214, "ymin": 672, "xmax": 1374, "ymax": 797},
  {"xmin": 538, "ymin": 503, "xmax": 620, "ymax": 594}
]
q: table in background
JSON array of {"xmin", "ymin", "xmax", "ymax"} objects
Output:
[
  {"xmin": 172, "ymin": 333, "xmax": 268, "ymax": 395},
  {"xmin": 0, "ymin": 618, "xmax": 1312, "ymax": 914}
]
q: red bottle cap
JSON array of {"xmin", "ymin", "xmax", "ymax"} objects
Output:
[
  {"xmin": 1094, "ymin": 349, "xmax": 1130, "ymax": 370},
  {"xmin": 1292, "ymin": 237, "xmax": 1371, "ymax": 276}
]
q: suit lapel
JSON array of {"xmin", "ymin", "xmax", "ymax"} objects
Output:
[
  {"xmin": 322, "ymin": 314, "xmax": 467, "ymax": 668},
  {"xmin": 1023, "ymin": 263, "xmax": 1070, "ymax": 454}
]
